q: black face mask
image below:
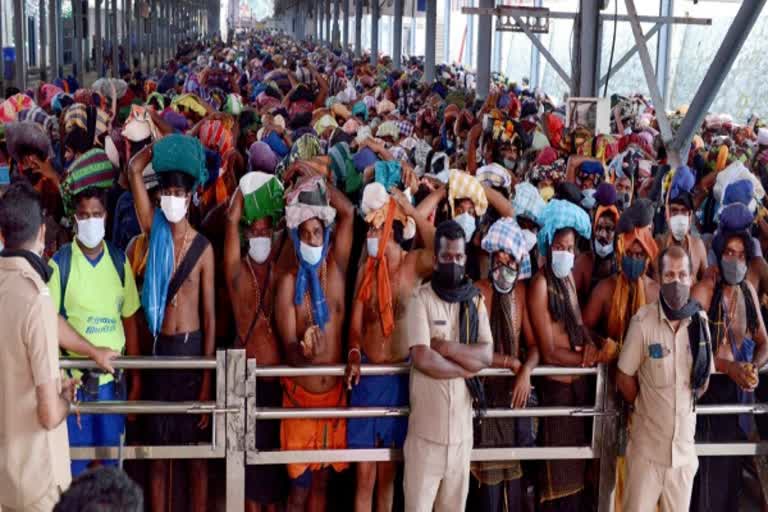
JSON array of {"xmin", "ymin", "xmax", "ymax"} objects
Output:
[{"xmin": 434, "ymin": 262, "xmax": 465, "ymax": 289}]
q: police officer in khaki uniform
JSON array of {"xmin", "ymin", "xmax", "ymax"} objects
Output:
[{"xmin": 0, "ymin": 183, "xmax": 74, "ymax": 512}]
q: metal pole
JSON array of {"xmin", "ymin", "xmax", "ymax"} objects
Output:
[
  {"xmin": 151, "ymin": 0, "xmax": 158, "ymax": 71},
  {"xmin": 12, "ymin": 0, "xmax": 27, "ymax": 90},
  {"xmin": 393, "ymin": 0, "xmax": 403, "ymax": 69},
  {"xmin": 225, "ymin": 350, "xmax": 246, "ymax": 512},
  {"xmin": 577, "ymin": 0, "xmax": 600, "ymax": 96},
  {"xmin": 95, "ymin": 0, "xmax": 102, "ymax": 77},
  {"xmin": 355, "ymin": 0, "xmax": 362, "ymax": 57},
  {"xmin": 39, "ymin": 0, "xmax": 48, "ymax": 81},
  {"xmin": 112, "ymin": 0, "xmax": 119, "ymax": 77},
  {"xmin": 476, "ymin": 0, "xmax": 493, "ymax": 99},
  {"xmin": 424, "ymin": 0, "xmax": 436, "ymax": 82},
  {"xmin": 370, "ymin": 0, "xmax": 378, "ymax": 65},
  {"xmin": 443, "ymin": 0, "xmax": 451, "ymax": 63},
  {"xmin": 49, "ymin": 0, "xmax": 59, "ymax": 77},
  {"xmin": 343, "ymin": 0, "xmax": 349, "ymax": 49},
  {"xmin": 332, "ymin": 0, "xmax": 340, "ymax": 47},
  {"xmin": 671, "ymin": 0, "xmax": 767, "ymax": 159},
  {"xmin": 126, "ymin": 0, "xmax": 133, "ymax": 72},
  {"xmin": 326, "ymin": 0, "xmax": 331, "ymax": 43},
  {"xmin": 0, "ymin": 0, "xmax": 4, "ymax": 96},
  {"xmin": 656, "ymin": 0, "xmax": 673, "ymax": 108},
  {"xmin": 73, "ymin": 0, "xmax": 83, "ymax": 84}
]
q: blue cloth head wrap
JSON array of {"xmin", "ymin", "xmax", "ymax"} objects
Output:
[{"xmin": 265, "ymin": 131, "xmax": 290, "ymax": 158}]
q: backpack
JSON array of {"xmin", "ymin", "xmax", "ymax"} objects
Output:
[{"xmin": 54, "ymin": 241, "xmax": 126, "ymax": 319}]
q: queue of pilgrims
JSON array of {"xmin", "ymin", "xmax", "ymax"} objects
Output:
[{"xmin": 1, "ymin": 27, "xmax": 768, "ymax": 512}]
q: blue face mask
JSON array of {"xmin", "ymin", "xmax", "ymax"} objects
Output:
[
  {"xmin": 454, "ymin": 213, "xmax": 476, "ymax": 242},
  {"xmin": 621, "ymin": 256, "xmax": 646, "ymax": 281}
]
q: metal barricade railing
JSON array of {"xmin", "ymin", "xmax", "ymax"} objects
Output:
[{"xmin": 58, "ymin": 350, "xmax": 768, "ymax": 512}]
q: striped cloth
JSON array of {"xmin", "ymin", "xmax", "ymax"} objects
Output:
[
  {"xmin": 481, "ymin": 218, "xmax": 533, "ymax": 279},
  {"xmin": 63, "ymin": 104, "xmax": 111, "ymax": 145},
  {"xmin": 448, "ymin": 169, "xmax": 488, "ymax": 216},
  {"xmin": 17, "ymin": 107, "xmax": 60, "ymax": 143},
  {"xmin": 61, "ymin": 149, "xmax": 116, "ymax": 215},
  {"xmin": 199, "ymin": 119, "xmax": 234, "ymax": 156}
]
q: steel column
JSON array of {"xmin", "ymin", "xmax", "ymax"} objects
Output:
[
  {"xmin": 343, "ymin": 0, "xmax": 349, "ymax": 48},
  {"xmin": 443, "ymin": 0, "xmax": 451, "ymax": 63},
  {"xmin": 39, "ymin": 0, "xmax": 48, "ymax": 81},
  {"xmin": 332, "ymin": 0, "xmax": 341, "ymax": 47},
  {"xmin": 95, "ymin": 0, "xmax": 103, "ymax": 77},
  {"xmin": 671, "ymin": 0, "xmax": 767, "ymax": 159},
  {"xmin": 656, "ymin": 0, "xmax": 673, "ymax": 107},
  {"xmin": 625, "ymin": 0, "xmax": 676, "ymax": 164},
  {"xmin": 326, "ymin": 0, "xmax": 331, "ymax": 43},
  {"xmin": 112, "ymin": 0, "xmax": 119, "ymax": 77},
  {"xmin": 370, "ymin": 0, "xmax": 379, "ymax": 64},
  {"xmin": 393, "ymin": 0, "xmax": 403, "ymax": 69},
  {"xmin": 152, "ymin": 0, "xmax": 158, "ymax": 71},
  {"xmin": 73, "ymin": 0, "xmax": 83, "ymax": 83},
  {"xmin": 49, "ymin": 0, "xmax": 60, "ymax": 77},
  {"xmin": 12, "ymin": 0, "xmax": 26, "ymax": 90},
  {"xmin": 424, "ymin": 0, "xmax": 436, "ymax": 82},
  {"xmin": 0, "ymin": 0, "xmax": 4, "ymax": 95},
  {"xmin": 576, "ymin": 0, "xmax": 600, "ymax": 96},
  {"xmin": 529, "ymin": 0, "xmax": 542, "ymax": 89},
  {"xmin": 126, "ymin": 0, "xmax": 133, "ymax": 71},
  {"xmin": 355, "ymin": 0, "xmax": 362, "ymax": 56},
  {"xmin": 225, "ymin": 350, "xmax": 246, "ymax": 512},
  {"xmin": 476, "ymin": 0, "xmax": 493, "ymax": 99}
]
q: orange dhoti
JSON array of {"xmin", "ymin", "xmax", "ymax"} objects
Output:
[{"xmin": 280, "ymin": 377, "xmax": 349, "ymax": 479}]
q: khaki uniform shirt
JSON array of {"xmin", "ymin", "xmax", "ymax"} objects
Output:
[
  {"xmin": 618, "ymin": 302, "xmax": 713, "ymax": 468},
  {"xmin": 0, "ymin": 257, "xmax": 71, "ymax": 508},
  {"xmin": 404, "ymin": 283, "xmax": 492, "ymax": 445}
]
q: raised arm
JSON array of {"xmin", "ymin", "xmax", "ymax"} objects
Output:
[
  {"xmin": 415, "ymin": 185, "xmax": 447, "ymax": 220},
  {"xmin": 126, "ymin": 144, "xmax": 155, "ymax": 234},
  {"xmin": 483, "ymin": 184, "xmax": 515, "ymax": 218},
  {"xmin": 224, "ymin": 190, "xmax": 245, "ymax": 293},
  {"xmin": 327, "ymin": 183, "xmax": 355, "ymax": 273}
]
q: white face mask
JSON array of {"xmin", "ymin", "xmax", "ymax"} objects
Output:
[
  {"xmin": 454, "ymin": 212, "xmax": 476, "ymax": 242},
  {"xmin": 299, "ymin": 241, "xmax": 324, "ymax": 265},
  {"xmin": 366, "ymin": 237, "xmax": 379, "ymax": 258},
  {"xmin": 248, "ymin": 237, "xmax": 271, "ymax": 264},
  {"xmin": 551, "ymin": 250, "xmax": 575, "ymax": 279},
  {"xmin": 669, "ymin": 214, "xmax": 690, "ymax": 242},
  {"xmin": 160, "ymin": 195, "xmax": 189, "ymax": 224},
  {"xmin": 594, "ymin": 239, "xmax": 614, "ymax": 258},
  {"xmin": 76, "ymin": 217, "xmax": 106, "ymax": 249}
]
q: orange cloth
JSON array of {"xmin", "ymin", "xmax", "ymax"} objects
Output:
[
  {"xmin": 280, "ymin": 378, "xmax": 348, "ymax": 479},
  {"xmin": 356, "ymin": 198, "xmax": 397, "ymax": 337},
  {"xmin": 716, "ymin": 145, "xmax": 729, "ymax": 172},
  {"xmin": 607, "ymin": 227, "xmax": 658, "ymax": 346},
  {"xmin": 593, "ymin": 204, "xmax": 620, "ymax": 232}
]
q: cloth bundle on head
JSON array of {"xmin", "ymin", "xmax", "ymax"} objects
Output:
[
  {"xmin": 39, "ymin": 83, "xmax": 64, "ymax": 109},
  {"xmin": 579, "ymin": 160, "xmax": 604, "ymax": 179},
  {"xmin": 151, "ymin": 134, "xmax": 208, "ymax": 186},
  {"xmin": 263, "ymin": 131, "xmax": 290, "ymax": 158},
  {"xmin": 4, "ymin": 121, "xmax": 54, "ymax": 162},
  {"xmin": 328, "ymin": 142, "xmax": 362, "ymax": 193},
  {"xmin": 526, "ymin": 159, "xmax": 567, "ymax": 186},
  {"xmin": 714, "ymin": 161, "xmax": 765, "ymax": 207},
  {"xmin": 284, "ymin": 175, "xmax": 337, "ymax": 229},
  {"xmin": 248, "ymin": 141, "xmax": 279, "ymax": 173},
  {"xmin": 722, "ymin": 179, "xmax": 755, "ymax": 208},
  {"xmin": 357, "ymin": 184, "xmax": 403, "ymax": 337},
  {"xmin": 376, "ymin": 121, "xmax": 400, "ymax": 141},
  {"xmin": 224, "ymin": 94, "xmax": 243, "ymax": 115},
  {"xmin": 352, "ymin": 101, "xmax": 368, "ymax": 121},
  {"xmin": 448, "ymin": 170, "xmax": 488, "ymax": 216},
  {"xmin": 535, "ymin": 146, "xmax": 559, "ymax": 166},
  {"xmin": 239, "ymin": 171, "xmax": 285, "ymax": 224},
  {"xmin": 513, "ymin": 182, "xmax": 545, "ymax": 223},
  {"xmin": 718, "ymin": 202, "xmax": 755, "ymax": 234},
  {"xmin": 342, "ymin": 118, "xmax": 361, "ymax": 135},
  {"xmin": 353, "ymin": 147, "xmax": 379, "ymax": 173},
  {"xmin": 481, "ymin": 218, "xmax": 533, "ymax": 279},
  {"xmin": 290, "ymin": 133, "xmax": 323, "ymax": 162},
  {"xmin": 92, "ymin": 78, "xmax": 128, "ymax": 99},
  {"xmin": 594, "ymin": 182, "xmax": 617, "ymax": 207},
  {"xmin": 63, "ymin": 104, "xmax": 111, "ymax": 146},
  {"xmin": 758, "ymin": 127, "xmax": 768, "ymax": 146},
  {"xmin": 172, "ymin": 94, "xmax": 210, "ymax": 117},
  {"xmin": 162, "ymin": 109, "xmax": 189, "ymax": 132},
  {"xmin": 376, "ymin": 99, "xmax": 396, "ymax": 116},
  {"xmin": 0, "ymin": 94, "xmax": 36, "ymax": 123},
  {"xmin": 374, "ymin": 161, "xmax": 402, "ymax": 191},
  {"xmin": 199, "ymin": 119, "xmax": 235, "ymax": 156},
  {"xmin": 313, "ymin": 114, "xmax": 338, "ymax": 135},
  {"xmin": 536, "ymin": 199, "xmax": 592, "ymax": 254},
  {"xmin": 122, "ymin": 105, "xmax": 160, "ymax": 142},
  {"xmin": 476, "ymin": 163, "xmax": 512, "ymax": 192},
  {"xmin": 61, "ymin": 149, "xmax": 116, "ymax": 215},
  {"xmin": 285, "ymin": 176, "xmax": 337, "ymax": 331}
]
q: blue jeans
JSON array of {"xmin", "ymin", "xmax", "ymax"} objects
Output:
[{"xmin": 67, "ymin": 380, "xmax": 126, "ymax": 476}]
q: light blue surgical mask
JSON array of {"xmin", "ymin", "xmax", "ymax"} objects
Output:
[
  {"xmin": 454, "ymin": 212, "xmax": 476, "ymax": 242},
  {"xmin": 299, "ymin": 241, "xmax": 324, "ymax": 265},
  {"xmin": 551, "ymin": 250, "xmax": 574, "ymax": 279},
  {"xmin": 594, "ymin": 239, "xmax": 614, "ymax": 258},
  {"xmin": 581, "ymin": 188, "xmax": 597, "ymax": 210}
]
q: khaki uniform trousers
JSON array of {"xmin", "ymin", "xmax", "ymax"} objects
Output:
[
  {"xmin": 403, "ymin": 434, "xmax": 472, "ymax": 512},
  {"xmin": 1, "ymin": 485, "xmax": 61, "ymax": 512},
  {"xmin": 623, "ymin": 447, "xmax": 698, "ymax": 512}
]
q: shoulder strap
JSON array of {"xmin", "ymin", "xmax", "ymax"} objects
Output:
[
  {"xmin": 104, "ymin": 241, "xmax": 126, "ymax": 287},
  {"xmin": 55, "ymin": 244, "xmax": 73, "ymax": 319},
  {"xmin": 166, "ymin": 234, "xmax": 209, "ymax": 306}
]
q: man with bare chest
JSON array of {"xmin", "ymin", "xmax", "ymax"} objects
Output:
[
  {"xmin": 691, "ymin": 228, "xmax": 768, "ymax": 512},
  {"xmin": 527, "ymin": 199, "xmax": 594, "ymax": 511},
  {"xmin": 344, "ymin": 183, "xmax": 434, "ymax": 512},
  {"xmin": 274, "ymin": 175, "xmax": 354, "ymax": 512},
  {"xmin": 128, "ymin": 137, "xmax": 216, "ymax": 512},
  {"xmin": 583, "ymin": 204, "xmax": 660, "ymax": 349},
  {"xmin": 225, "ymin": 173, "xmax": 287, "ymax": 512}
]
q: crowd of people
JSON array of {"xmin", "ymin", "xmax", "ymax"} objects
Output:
[{"xmin": 1, "ymin": 26, "xmax": 768, "ymax": 512}]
